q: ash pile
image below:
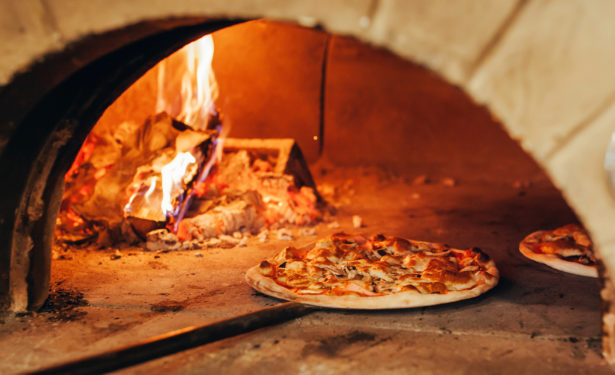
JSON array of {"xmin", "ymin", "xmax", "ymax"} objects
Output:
[{"xmin": 57, "ymin": 112, "xmax": 323, "ymax": 251}]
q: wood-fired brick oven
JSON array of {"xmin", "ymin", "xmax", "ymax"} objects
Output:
[{"xmin": 1, "ymin": 3, "xmax": 615, "ymax": 374}]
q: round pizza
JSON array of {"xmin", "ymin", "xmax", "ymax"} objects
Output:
[
  {"xmin": 245, "ymin": 233, "xmax": 499, "ymax": 309},
  {"xmin": 519, "ymin": 224, "xmax": 597, "ymax": 278}
]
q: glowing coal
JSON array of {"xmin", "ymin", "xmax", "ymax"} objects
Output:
[{"xmin": 57, "ymin": 34, "xmax": 323, "ymax": 250}]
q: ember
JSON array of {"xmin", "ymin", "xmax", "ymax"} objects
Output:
[{"xmin": 57, "ymin": 33, "xmax": 323, "ymax": 251}]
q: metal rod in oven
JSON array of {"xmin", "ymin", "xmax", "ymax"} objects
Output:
[{"xmin": 30, "ymin": 301, "xmax": 314, "ymax": 375}]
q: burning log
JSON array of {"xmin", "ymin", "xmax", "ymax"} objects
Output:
[
  {"xmin": 60, "ymin": 108, "xmax": 321, "ymax": 248},
  {"xmin": 58, "ymin": 34, "xmax": 241, "ymax": 246},
  {"xmin": 175, "ymin": 139, "xmax": 321, "ymax": 243},
  {"xmin": 177, "ymin": 191, "xmax": 264, "ymax": 241},
  {"xmin": 145, "ymin": 229, "xmax": 180, "ymax": 251},
  {"xmin": 222, "ymin": 138, "xmax": 318, "ymax": 192},
  {"xmin": 123, "ymin": 128, "xmax": 216, "ymax": 223},
  {"xmin": 58, "ymin": 112, "xmax": 218, "ymax": 242}
]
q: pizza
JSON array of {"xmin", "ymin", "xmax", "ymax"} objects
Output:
[
  {"xmin": 245, "ymin": 232, "xmax": 499, "ymax": 309},
  {"xmin": 519, "ymin": 224, "xmax": 597, "ymax": 278}
]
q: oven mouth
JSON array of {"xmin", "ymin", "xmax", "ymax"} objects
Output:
[
  {"xmin": 0, "ymin": 18, "xmax": 243, "ymax": 313},
  {"xmin": 0, "ymin": 15, "xmax": 610, "ymax": 374}
]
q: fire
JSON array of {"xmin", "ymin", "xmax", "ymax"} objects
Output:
[
  {"xmin": 65, "ymin": 134, "xmax": 99, "ymax": 179},
  {"xmin": 161, "ymin": 152, "xmax": 197, "ymax": 217},
  {"xmin": 156, "ymin": 35, "xmax": 218, "ymax": 131},
  {"xmin": 58, "ymin": 30, "xmax": 322, "ymax": 248},
  {"xmin": 124, "ymin": 34, "xmax": 222, "ymax": 224},
  {"xmin": 156, "ymin": 34, "xmax": 221, "ymax": 223}
]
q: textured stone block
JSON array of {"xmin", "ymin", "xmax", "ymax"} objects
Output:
[
  {"xmin": 0, "ymin": 0, "xmax": 62, "ymax": 85},
  {"xmin": 45, "ymin": 0, "xmax": 373, "ymax": 45},
  {"xmin": 546, "ymin": 101, "xmax": 615, "ymax": 270},
  {"xmin": 212, "ymin": 21, "xmax": 327, "ymax": 162},
  {"xmin": 367, "ymin": 0, "xmax": 520, "ymax": 84},
  {"xmin": 469, "ymin": 0, "xmax": 615, "ymax": 162},
  {"xmin": 0, "ymin": 0, "xmax": 373, "ymax": 89},
  {"xmin": 323, "ymin": 35, "xmax": 540, "ymax": 179}
]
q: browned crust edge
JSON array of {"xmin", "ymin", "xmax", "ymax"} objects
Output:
[
  {"xmin": 245, "ymin": 258, "xmax": 499, "ymax": 310},
  {"xmin": 519, "ymin": 230, "xmax": 598, "ymax": 278}
]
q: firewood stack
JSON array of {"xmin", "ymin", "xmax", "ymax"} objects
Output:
[
  {"xmin": 57, "ymin": 113, "xmax": 321, "ymax": 249},
  {"xmin": 58, "ymin": 112, "xmax": 218, "ymax": 245}
]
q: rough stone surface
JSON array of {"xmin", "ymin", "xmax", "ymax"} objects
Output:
[
  {"xmin": 323, "ymin": 35, "xmax": 540, "ymax": 179},
  {"xmin": 212, "ymin": 21, "xmax": 327, "ymax": 162},
  {"xmin": 468, "ymin": 0, "xmax": 615, "ymax": 162},
  {"xmin": 123, "ymin": 325, "xmax": 607, "ymax": 375},
  {"xmin": 0, "ymin": 0, "xmax": 62, "ymax": 85},
  {"xmin": 368, "ymin": 0, "xmax": 520, "ymax": 84},
  {"xmin": 0, "ymin": 169, "xmax": 608, "ymax": 373},
  {"xmin": 0, "ymin": 0, "xmax": 373, "ymax": 86},
  {"xmin": 45, "ymin": 0, "xmax": 374, "ymax": 39}
]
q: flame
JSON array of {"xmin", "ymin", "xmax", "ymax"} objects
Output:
[
  {"xmin": 171, "ymin": 121, "xmax": 229, "ymax": 231},
  {"xmin": 156, "ymin": 35, "xmax": 218, "ymax": 130},
  {"xmin": 156, "ymin": 34, "xmax": 221, "ymax": 223},
  {"xmin": 123, "ymin": 34, "xmax": 221, "ymax": 224},
  {"xmin": 161, "ymin": 152, "xmax": 197, "ymax": 217},
  {"xmin": 145, "ymin": 176, "xmax": 158, "ymax": 200}
]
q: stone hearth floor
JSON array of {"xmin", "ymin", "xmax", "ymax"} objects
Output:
[{"xmin": 0, "ymin": 167, "xmax": 610, "ymax": 374}]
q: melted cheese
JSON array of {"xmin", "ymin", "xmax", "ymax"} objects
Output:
[{"xmin": 259, "ymin": 233, "xmax": 492, "ymax": 297}]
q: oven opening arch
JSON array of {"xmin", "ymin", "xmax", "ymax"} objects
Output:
[{"xmin": 0, "ymin": 7, "xmax": 612, "ymax": 372}]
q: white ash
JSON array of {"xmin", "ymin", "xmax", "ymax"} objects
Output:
[
  {"xmin": 352, "ymin": 215, "xmax": 364, "ymax": 228},
  {"xmin": 145, "ymin": 228, "xmax": 180, "ymax": 251},
  {"xmin": 299, "ymin": 227, "xmax": 316, "ymax": 236},
  {"xmin": 167, "ymin": 150, "xmax": 319, "ymax": 247},
  {"xmin": 215, "ymin": 150, "xmax": 319, "ymax": 226},
  {"xmin": 257, "ymin": 230, "xmax": 269, "ymax": 243},
  {"xmin": 219, "ymin": 234, "xmax": 241, "ymax": 246},
  {"xmin": 206, "ymin": 238, "xmax": 222, "ymax": 247},
  {"xmin": 327, "ymin": 221, "xmax": 340, "ymax": 229},
  {"xmin": 238, "ymin": 238, "xmax": 248, "ymax": 247},
  {"xmin": 182, "ymin": 241, "xmax": 203, "ymax": 250},
  {"xmin": 277, "ymin": 229, "xmax": 294, "ymax": 241},
  {"xmin": 179, "ymin": 191, "xmax": 264, "ymax": 240},
  {"xmin": 187, "ymin": 228, "xmax": 204, "ymax": 241},
  {"xmin": 184, "ymin": 237, "xmax": 226, "ymax": 249}
]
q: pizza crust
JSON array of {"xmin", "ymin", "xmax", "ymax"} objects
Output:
[
  {"xmin": 245, "ymin": 261, "xmax": 499, "ymax": 310},
  {"xmin": 519, "ymin": 230, "xmax": 598, "ymax": 278}
]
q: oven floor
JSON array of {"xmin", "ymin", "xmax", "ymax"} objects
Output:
[{"xmin": 0, "ymin": 166, "xmax": 610, "ymax": 374}]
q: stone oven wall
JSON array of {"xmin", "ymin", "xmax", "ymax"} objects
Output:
[{"xmin": 2, "ymin": 0, "xmax": 615, "ymax": 365}]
